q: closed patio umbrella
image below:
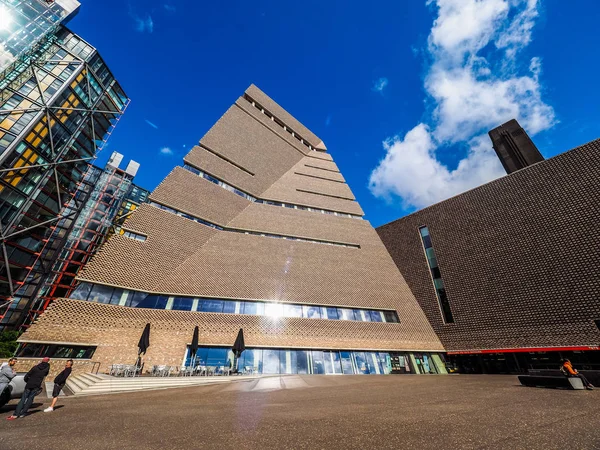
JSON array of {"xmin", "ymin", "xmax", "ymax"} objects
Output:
[
  {"xmin": 136, "ymin": 323, "xmax": 151, "ymax": 373},
  {"xmin": 189, "ymin": 326, "xmax": 199, "ymax": 368},
  {"xmin": 232, "ymin": 328, "xmax": 245, "ymax": 373}
]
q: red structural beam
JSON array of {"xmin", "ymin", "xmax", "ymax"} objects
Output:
[{"xmin": 447, "ymin": 346, "xmax": 600, "ymax": 355}]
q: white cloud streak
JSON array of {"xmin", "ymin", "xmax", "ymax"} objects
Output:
[
  {"xmin": 159, "ymin": 147, "xmax": 173, "ymax": 156},
  {"xmin": 369, "ymin": 0, "xmax": 555, "ymax": 210},
  {"xmin": 145, "ymin": 119, "xmax": 159, "ymax": 129}
]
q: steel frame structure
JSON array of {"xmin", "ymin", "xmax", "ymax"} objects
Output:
[
  {"xmin": 0, "ymin": 28, "xmax": 128, "ymax": 329},
  {"xmin": 30, "ymin": 164, "xmax": 135, "ymax": 323}
]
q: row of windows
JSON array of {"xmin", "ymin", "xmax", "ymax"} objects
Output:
[
  {"xmin": 148, "ymin": 200, "xmax": 360, "ymax": 249},
  {"xmin": 182, "ymin": 164, "xmax": 362, "ymax": 219},
  {"xmin": 419, "ymin": 226, "xmax": 454, "ymax": 324},
  {"xmin": 69, "ymin": 282, "xmax": 401, "ymax": 323},
  {"xmin": 187, "ymin": 347, "xmax": 445, "ymax": 375},
  {"xmin": 243, "ymin": 94, "xmax": 317, "ymax": 153},
  {"xmin": 16, "ymin": 343, "xmax": 96, "ymax": 360},
  {"xmin": 121, "ymin": 230, "xmax": 146, "ymax": 241}
]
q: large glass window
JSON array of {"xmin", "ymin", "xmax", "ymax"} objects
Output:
[
  {"xmin": 353, "ymin": 352, "xmax": 370, "ymax": 374},
  {"xmin": 419, "ymin": 226, "xmax": 454, "ymax": 324},
  {"xmin": 264, "ymin": 302, "xmax": 284, "ymax": 318},
  {"xmin": 262, "ymin": 349, "xmax": 280, "ymax": 374},
  {"xmin": 242, "ymin": 301, "xmax": 265, "ymax": 316},
  {"xmin": 311, "ymin": 351, "xmax": 325, "ymax": 374},
  {"xmin": 279, "ymin": 350, "xmax": 298, "ymax": 374},
  {"xmin": 337, "ymin": 308, "xmax": 354, "ymax": 321},
  {"xmin": 172, "ymin": 297, "xmax": 192, "ymax": 311},
  {"xmin": 201, "ymin": 300, "xmax": 224, "ymax": 313},
  {"xmin": 325, "ymin": 307, "xmax": 339, "ymax": 320},
  {"xmin": 206, "ymin": 348, "xmax": 228, "ymax": 367},
  {"xmin": 283, "ymin": 303, "xmax": 303, "ymax": 318},
  {"xmin": 87, "ymin": 284, "xmax": 114, "ymax": 304},
  {"xmin": 71, "ymin": 284, "xmax": 401, "ymax": 323},
  {"xmin": 340, "ymin": 351, "xmax": 354, "ymax": 374},
  {"xmin": 323, "ymin": 351, "xmax": 342, "ymax": 374},
  {"xmin": 296, "ymin": 350, "xmax": 310, "ymax": 374},
  {"xmin": 303, "ymin": 305, "xmax": 321, "ymax": 319}
]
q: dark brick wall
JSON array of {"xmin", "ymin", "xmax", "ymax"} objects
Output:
[{"xmin": 377, "ymin": 139, "xmax": 600, "ymax": 352}]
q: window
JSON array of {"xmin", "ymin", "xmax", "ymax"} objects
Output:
[
  {"xmin": 87, "ymin": 284, "xmax": 114, "ymax": 304},
  {"xmin": 384, "ymin": 311, "xmax": 400, "ymax": 323},
  {"xmin": 172, "ymin": 297, "xmax": 192, "ymax": 311},
  {"xmin": 70, "ymin": 282, "xmax": 91, "ymax": 300},
  {"xmin": 369, "ymin": 310, "xmax": 384, "ymax": 322},
  {"xmin": 419, "ymin": 226, "xmax": 454, "ymax": 324},
  {"xmin": 242, "ymin": 301, "xmax": 264, "ymax": 315},
  {"xmin": 16, "ymin": 343, "xmax": 96, "ymax": 359},
  {"xmin": 283, "ymin": 303, "xmax": 303, "ymax": 318},
  {"xmin": 264, "ymin": 302, "xmax": 283, "ymax": 317},
  {"xmin": 337, "ymin": 308, "xmax": 354, "ymax": 321},
  {"xmin": 201, "ymin": 300, "xmax": 224, "ymax": 313},
  {"xmin": 303, "ymin": 305, "xmax": 321, "ymax": 319},
  {"xmin": 325, "ymin": 307, "xmax": 339, "ymax": 320}
]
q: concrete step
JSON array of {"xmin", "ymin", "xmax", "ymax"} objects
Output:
[
  {"xmin": 78, "ymin": 373, "xmax": 104, "ymax": 383},
  {"xmin": 64, "ymin": 373, "xmax": 279, "ymax": 397}
]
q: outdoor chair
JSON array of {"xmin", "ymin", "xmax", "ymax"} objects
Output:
[
  {"xmin": 109, "ymin": 364, "xmax": 122, "ymax": 376},
  {"xmin": 124, "ymin": 365, "xmax": 137, "ymax": 377},
  {"xmin": 195, "ymin": 366, "xmax": 207, "ymax": 376},
  {"xmin": 243, "ymin": 366, "xmax": 254, "ymax": 375}
]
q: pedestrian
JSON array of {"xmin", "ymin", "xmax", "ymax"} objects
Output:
[
  {"xmin": 6, "ymin": 357, "xmax": 50, "ymax": 420},
  {"xmin": 0, "ymin": 358, "xmax": 17, "ymax": 397},
  {"xmin": 561, "ymin": 359, "xmax": 594, "ymax": 390},
  {"xmin": 44, "ymin": 359, "xmax": 73, "ymax": 413}
]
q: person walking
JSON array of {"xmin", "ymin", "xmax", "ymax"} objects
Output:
[
  {"xmin": 44, "ymin": 359, "xmax": 73, "ymax": 413},
  {"xmin": 0, "ymin": 358, "xmax": 17, "ymax": 397},
  {"xmin": 561, "ymin": 359, "xmax": 594, "ymax": 390},
  {"xmin": 6, "ymin": 357, "xmax": 50, "ymax": 420}
]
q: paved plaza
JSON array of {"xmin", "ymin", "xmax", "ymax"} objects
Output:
[{"xmin": 1, "ymin": 375, "xmax": 599, "ymax": 450}]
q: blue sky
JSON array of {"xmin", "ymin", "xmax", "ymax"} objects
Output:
[{"xmin": 69, "ymin": 0, "xmax": 599, "ymax": 227}]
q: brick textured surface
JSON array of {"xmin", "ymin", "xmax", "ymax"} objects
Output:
[
  {"xmin": 377, "ymin": 140, "xmax": 600, "ymax": 352},
  {"xmin": 23, "ymin": 85, "xmax": 443, "ymax": 361},
  {"xmin": 194, "ymin": 105, "xmax": 303, "ymax": 196},
  {"xmin": 245, "ymin": 84, "xmax": 323, "ymax": 149},
  {"xmin": 150, "ymin": 167, "xmax": 248, "ymax": 225},
  {"xmin": 22, "ymin": 299, "xmax": 443, "ymax": 372}
]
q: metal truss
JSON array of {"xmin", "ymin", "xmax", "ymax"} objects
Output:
[{"xmin": 0, "ymin": 32, "xmax": 129, "ymax": 328}]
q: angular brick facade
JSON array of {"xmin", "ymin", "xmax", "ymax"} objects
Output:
[
  {"xmin": 377, "ymin": 139, "xmax": 600, "ymax": 353},
  {"xmin": 19, "ymin": 85, "xmax": 443, "ymax": 372}
]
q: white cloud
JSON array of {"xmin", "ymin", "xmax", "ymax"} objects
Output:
[
  {"xmin": 159, "ymin": 147, "xmax": 173, "ymax": 155},
  {"xmin": 372, "ymin": 77, "xmax": 389, "ymax": 93},
  {"xmin": 164, "ymin": 4, "xmax": 176, "ymax": 13},
  {"xmin": 131, "ymin": 13, "xmax": 154, "ymax": 33},
  {"xmin": 145, "ymin": 119, "xmax": 159, "ymax": 129},
  {"xmin": 369, "ymin": 0, "xmax": 555, "ymax": 210}
]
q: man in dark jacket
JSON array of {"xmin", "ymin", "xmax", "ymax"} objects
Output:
[
  {"xmin": 44, "ymin": 359, "xmax": 73, "ymax": 412},
  {"xmin": 7, "ymin": 357, "xmax": 50, "ymax": 420}
]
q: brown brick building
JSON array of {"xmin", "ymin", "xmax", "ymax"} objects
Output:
[
  {"xmin": 16, "ymin": 85, "xmax": 445, "ymax": 376},
  {"xmin": 377, "ymin": 139, "xmax": 600, "ymax": 373}
]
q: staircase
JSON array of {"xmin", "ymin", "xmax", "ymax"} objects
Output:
[{"xmin": 66, "ymin": 373, "xmax": 256, "ymax": 396}]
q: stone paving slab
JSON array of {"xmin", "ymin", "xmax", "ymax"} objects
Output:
[{"xmin": 1, "ymin": 375, "xmax": 599, "ymax": 450}]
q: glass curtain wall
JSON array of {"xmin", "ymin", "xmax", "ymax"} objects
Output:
[
  {"xmin": 186, "ymin": 346, "xmax": 447, "ymax": 376},
  {"xmin": 0, "ymin": 26, "xmax": 128, "ymax": 329}
]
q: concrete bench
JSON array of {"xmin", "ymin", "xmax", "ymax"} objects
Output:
[{"xmin": 518, "ymin": 375, "xmax": 584, "ymax": 390}]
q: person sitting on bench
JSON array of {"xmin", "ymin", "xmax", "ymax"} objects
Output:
[{"xmin": 561, "ymin": 359, "xmax": 594, "ymax": 390}]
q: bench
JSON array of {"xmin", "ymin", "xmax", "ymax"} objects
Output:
[
  {"xmin": 528, "ymin": 369, "xmax": 600, "ymax": 387},
  {"xmin": 518, "ymin": 375, "xmax": 584, "ymax": 390}
]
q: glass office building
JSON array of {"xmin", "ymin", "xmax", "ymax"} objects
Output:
[{"xmin": 0, "ymin": 0, "xmax": 128, "ymax": 329}]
